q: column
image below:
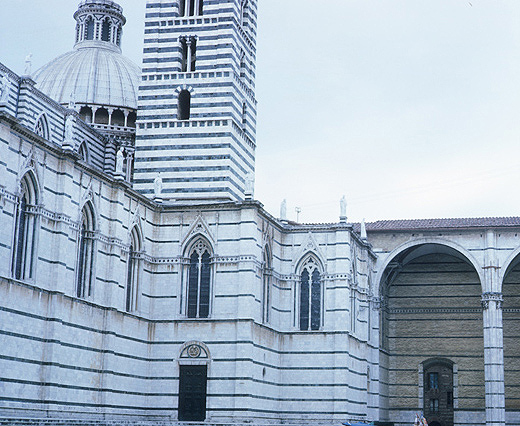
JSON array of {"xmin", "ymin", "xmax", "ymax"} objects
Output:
[
  {"xmin": 482, "ymin": 230, "xmax": 506, "ymax": 426},
  {"xmin": 187, "ymin": 38, "xmax": 193, "ymax": 72}
]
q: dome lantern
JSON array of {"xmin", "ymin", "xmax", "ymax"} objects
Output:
[{"xmin": 74, "ymin": 0, "xmax": 127, "ymax": 53}]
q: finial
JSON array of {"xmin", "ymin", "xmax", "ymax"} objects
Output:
[
  {"xmin": 361, "ymin": 218, "xmax": 367, "ymax": 240},
  {"xmin": 280, "ymin": 199, "xmax": 287, "ymax": 221},
  {"xmin": 340, "ymin": 196, "xmax": 347, "ymax": 222}
]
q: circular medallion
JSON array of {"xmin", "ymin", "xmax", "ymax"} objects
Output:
[{"xmin": 187, "ymin": 344, "xmax": 201, "ymax": 358}]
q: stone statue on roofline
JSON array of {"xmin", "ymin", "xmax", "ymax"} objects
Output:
[
  {"xmin": 115, "ymin": 147, "xmax": 125, "ymax": 179},
  {"xmin": 154, "ymin": 173, "xmax": 163, "ymax": 203},
  {"xmin": 280, "ymin": 199, "xmax": 287, "ymax": 221},
  {"xmin": 63, "ymin": 114, "xmax": 75, "ymax": 151},
  {"xmin": 0, "ymin": 73, "xmax": 9, "ymax": 104},
  {"xmin": 24, "ymin": 54, "xmax": 33, "ymax": 76}
]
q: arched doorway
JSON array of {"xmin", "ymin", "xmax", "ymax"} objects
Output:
[
  {"xmin": 379, "ymin": 243, "xmax": 484, "ymax": 426},
  {"xmin": 178, "ymin": 341, "xmax": 210, "ymax": 421}
]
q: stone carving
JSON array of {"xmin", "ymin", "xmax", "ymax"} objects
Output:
[
  {"xmin": 245, "ymin": 172, "xmax": 254, "ymax": 198},
  {"xmin": 340, "ymin": 195, "xmax": 347, "ymax": 219},
  {"xmin": 280, "ymin": 199, "xmax": 287, "ymax": 220},
  {"xmin": 116, "ymin": 147, "xmax": 124, "ymax": 175},
  {"xmin": 481, "ymin": 292, "xmax": 503, "ymax": 310},
  {"xmin": 360, "ymin": 218, "xmax": 367, "ymax": 240},
  {"xmin": 154, "ymin": 174, "xmax": 163, "ymax": 198},
  {"xmin": 0, "ymin": 73, "xmax": 9, "ymax": 104},
  {"xmin": 24, "ymin": 54, "xmax": 32, "ymax": 76},
  {"xmin": 63, "ymin": 115, "xmax": 75, "ymax": 149}
]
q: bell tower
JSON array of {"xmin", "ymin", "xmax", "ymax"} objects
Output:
[{"xmin": 134, "ymin": 0, "xmax": 258, "ymax": 203}]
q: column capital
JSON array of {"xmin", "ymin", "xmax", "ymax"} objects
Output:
[{"xmin": 481, "ymin": 292, "xmax": 503, "ymax": 310}]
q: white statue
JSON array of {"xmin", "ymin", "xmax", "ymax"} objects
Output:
[
  {"xmin": 116, "ymin": 147, "xmax": 124, "ymax": 174},
  {"xmin": 24, "ymin": 54, "xmax": 32, "ymax": 76},
  {"xmin": 0, "ymin": 73, "xmax": 9, "ymax": 103},
  {"xmin": 64, "ymin": 115, "xmax": 74, "ymax": 144},
  {"xmin": 340, "ymin": 195, "xmax": 347, "ymax": 219},
  {"xmin": 280, "ymin": 199, "xmax": 287, "ymax": 221},
  {"xmin": 245, "ymin": 172, "xmax": 254, "ymax": 197},
  {"xmin": 360, "ymin": 218, "xmax": 367, "ymax": 240},
  {"xmin": 154, "ymin": 174, "xmax": 163, "ymax": 198}
]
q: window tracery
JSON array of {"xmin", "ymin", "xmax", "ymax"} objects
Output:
[
  {"xmin": 186, "ymin": 239, "xmax": 212, "ymax": 318},
  {"xmin": 35, "ymin": 115, "xmax": 49, "ymax": 140},
  {"xmin": 299, "ymin": 255, "xmax": 322, "ymax": 331}
]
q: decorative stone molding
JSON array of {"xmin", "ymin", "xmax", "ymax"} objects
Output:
[{"xmin": 481, "ymin": 292, "xmax": 503, "ymax": 310}]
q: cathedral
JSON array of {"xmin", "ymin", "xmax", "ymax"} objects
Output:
[{"xmin": 0, "ymin": 1, "xmax": 519, "ymax": 426}]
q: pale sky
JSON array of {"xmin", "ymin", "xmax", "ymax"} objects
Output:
[{"xmin": 1, "ymin": 0, "xmax": 520, "ymax": 224}]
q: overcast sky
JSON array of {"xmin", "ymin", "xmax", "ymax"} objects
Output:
[{"xmin": 2, "ymin": 0, "xmax": 520, "ymax": 223}]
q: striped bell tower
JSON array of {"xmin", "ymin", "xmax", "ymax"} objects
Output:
[{"xmin": 134, "ymin": 0, "xmax": 258, "ymax": 203}]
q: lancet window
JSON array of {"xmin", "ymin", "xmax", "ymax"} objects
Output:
[
  {"xmin": 85, "ymin": 17, "xmax": 95, "ymax": 40},
  {"xmin": 299, "ymin": 255, "xmax": 322, "ymax": 331},
  {"xmin": 12, "ymin": 173, "xmax": 39, "ymax": 281},
  {"xmin": 101, "ymin": 18, "xmax": 111, "ymax": 42},
  {"xmin": 186, "ymin": 239, "xmax": 212, "ymax": 318},
  {"xmin": 126, "ymin": 226, "xmax": 142, "ymax": 312},
  {"xmin": 35, "ymin": 115, "xmax": 49, "ymax": 140},
  {"xmin": 76, "ymin": 202, "xmax": 96, "ymax": 299}
]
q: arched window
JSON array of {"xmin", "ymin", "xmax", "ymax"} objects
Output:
[
  {"xmin": 262, "ymin": 246, "xmax": 272, "ymax": 323},
  {"xmin": 85, "ymin": 17, "xmax": 95, "ymax": 41},
  {"xmin": 76, "ymin": 202, "xmax": 96, "ymax": 299},
  {"xmin": 101, "ymin": 18, "xmax": 111, "ymax": 42},
  {"xmin": 126, "ymin": 226, "xmax": 142, "ymax": 312},
  {"xmin": 35, "ymin": 114, "xmax": 49, "ymax": 140},
  {"xmin": 111, "ymin": 109, "xmax": 125, "ymax": 127},
  {"xmin": 179, "ymin": 0, "xmax": 203, "ymax": 17},
  {"xmin": 127, "ymin": 111, "xmax": 137, "ymax": 128},
  {"xmin": 78, "ymin": 142, "xmax": 89, "ymax": 163},
  {"xmin": 12, "ymin": 173, "xmax": 39, "ymax": 280},
  {"xmin": 180, "ymin": 38, "xmax": 189, "ymax": 72},
  {"xmin": 186, "ymin": 239, "xmax": 212, "ymax": 318},
  {"xmin": 299, "ymin": 255, "xmax": 322, "ymax": 331},
  {"xmin": 178, "ymin": 90, "xmax": 191, "ymax": 120}
]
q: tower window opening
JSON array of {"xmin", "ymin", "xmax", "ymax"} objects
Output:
[
  {"xmin": 188, "ymin": 0, "xmax": 195, "ymax": 16},
  {"xmin": 85, "ymin": 17, "xmax": 94, "ymax": 40},
  {"xmin": 101, "ymin": 18, "xmax": 111, "ymax": 42},
  {"xmin": 199, "ymin": 0, "xmax": 204, "ymax": 16},
  {"xmin": 190, "ymin": 38, "xmax": 197, "ymax": 71},
  {"xmin": 181, "ymin": 39, "xmax": 188, "ymax": 72},
  {"xmin": 180, "ymin": 0, "xmax": 203, "ymax": 17},
  {"xmin": 178, "ymin": 90, "xmax": 191, "ymax": 120},
  {"xmin": 179, "ymin": 0, "xmax": 186, "ymax": 17}
]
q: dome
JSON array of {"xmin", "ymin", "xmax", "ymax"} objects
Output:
[
  {"xmin": 33, "ymin": 43, "xmax": 140, "ymax": 110},
  {"xmin": 33, "ymin": 0, "xmax": 140, "ymax": 111}
]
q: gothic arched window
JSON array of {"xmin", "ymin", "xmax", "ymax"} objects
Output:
[
  {"xmin": 78, "ymin": 142, "xmax": 90, "ymax": 163},
  {"xmin": 262, "ymin": 246, "xmax": 272, "ymax": 324},
  {"xmin": 12, "ymin": 173, "xmax": 39, "ymax": 280},
  {"xmin": 186, "ymin": 239, "xmax": 212, "ymax": 318},
  {"xmin": 178, "ymin": 90, "xmax": 191, "ymax": 120},
  {"xmin": 299, "ymin": 255, "xmax": 322, "ymax": 331},
  {"xmin": 76, "ymin": 202, "xmax": 96, "ymax": 299},
  {"xmin": 126, "ymin": 226, "xmax": 142, "ymax": 312},
  {"xmin": 35, "ymin": 114, "xmax": 49, "ymax": 140},
  {"xmin": 85, "ymin": 17, "xmax": 95, "ymax": 41}
]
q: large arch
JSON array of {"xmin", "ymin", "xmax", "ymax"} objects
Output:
[
  {"xmin": 378, "ymin": 241, "xmax": 485, "ymax": 426},
  {"xmin": 375, "ymin": 238, "xmax": 484, "ymax": 296}
]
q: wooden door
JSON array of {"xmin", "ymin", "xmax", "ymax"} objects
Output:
[{"xmin": 178, "ymin": 365, "xmax": 208, "ymax": 421}]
